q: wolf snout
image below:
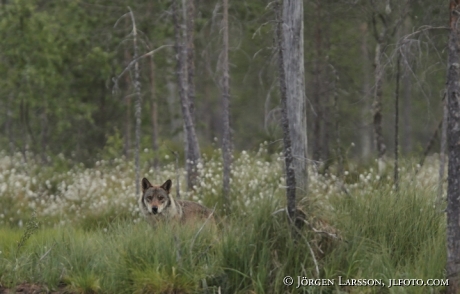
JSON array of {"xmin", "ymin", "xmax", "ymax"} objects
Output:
[{"xmin": 152, "ymin": 206, "xmax": 158, "ymax": 214}]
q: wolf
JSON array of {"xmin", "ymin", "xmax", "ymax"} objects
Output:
[{"xmin": 139, "ymin": 178, "xmax": 215, "ymax": 226}]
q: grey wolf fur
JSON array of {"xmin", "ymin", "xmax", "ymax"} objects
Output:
[{"xmin": 139, "ymin": 178, "xmax": 214, "ymax": 226}]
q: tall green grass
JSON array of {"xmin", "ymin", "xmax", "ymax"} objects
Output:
[
  {"xmin": 324, "ymin": 178, "xmax": 446, "ymax": 294},
  {"xmin": 0, "ymin": 150, "xmax": 448, "ymax": 293}
]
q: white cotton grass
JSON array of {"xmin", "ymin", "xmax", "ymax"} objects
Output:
[{"xmin": 0, "ymin": 148, "xmax": 445, "ymax": 228}]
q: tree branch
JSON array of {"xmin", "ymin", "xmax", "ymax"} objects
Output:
[{"xmin": 112, "ymin": 45, "xmax": 173, "ymax": 92}]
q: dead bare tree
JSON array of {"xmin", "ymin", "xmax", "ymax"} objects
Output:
[
  {"xmin": 221, "ymin": 0, "xmax": 232, "ymax": 212},
  {"xmin": 173, "ymin": 0, "xmax": 201, "ymax": 191},
  {"xmin": 128, "ymin": 7, "xmax": 143, "ymax": 197},
  {"xmin": 123, "ymin": 48, "xmax": 132, "ymax": 160},
  {"xmin": 149, "ymin": 55, "xmax": 159, "ymax": 169},
  {"xmin": 446, "ymin": 1, "xmax": 460, "ymax": 292},
  {"xmin": 275, "ymin": 0, "xmax": 296, "ymax": 227},
  {"xmin": 186, "ymin": 0, "xmax": 197, "ymax": 121},
  {"xmin": 371, "ymin": 10, "xmax": 387, "ymax": 168},
  {"xmin": 401, "ymin": 18, "xmax": 413, "ymax": 155},
  {"xmin": 112, "ymin": 11, "xmax": 171, "ymax": 197},
  {"xmin": 360, "ymin": 23, "xmax": 373, "ymax": 160},
  {"xmin": 370, "ymin": 0, "xmax": 411, "ymax": 172},
  {"xmin": 275, "ymin": 0, "xmax": 307, "ymax": 230},
  {"xmin": 279, "ymin": 0, "xmax": 308, "ymax": 196}
]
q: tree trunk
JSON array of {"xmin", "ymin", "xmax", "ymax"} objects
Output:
[
  {"xmin": 446, "ymin": 1, "xmax": 460, "ymax": 292},
  {"xmin": 275, "ymin": 0, "xmax": 307, "ymax": 229},
  {"xmin": 149, "ymin": 56, "xmax": 159, "ymax": 169},
  {"xmin": 22, "ymin": 99, "xmax": 35, "ymax": 155},
  {"xmin": 166, "ymin": 77, "xmax": 180, "ymax": 134},
  {"xmin": 40, "ymin": 107, "xmax": 48, "ymax": 164},
  {"xmin": 312, "ymin": 1, "xmax": 323, "ymax": 168},
  {"xmin": 402, "ymin": 59, "xmax": 412, "ymax": 154},
  {"xmin": 128, "ymin": 8, "xmax": 142, "ymax": 197},
  {"xmin": 330, "ymin": 64, "xmax": 342, "ymax": 177},
  {"xmin": 19, "ymin": 99, "xmax": 31, "ymax": 161},
  {"xmin": 372, "ymin": 36, "xmax": 387, "ymax": 167},
  {"xmin": 438, "ymin": 94, "xmax": 447, "ymax": 208},
  {"xmin": 173, "ymin": 0, "xmax": 201, "ymax": 191},
  {"xmin": 6, "ymin": 93, "xmax": 14, "ymax": 153},
  {"xmin": 416, "ymin": 119, "xmax": 442, "ymax": 174},
  {"xmin": 394, "ymin": 52, "xmax": 400, "ymax": 191},
  {"xmin": 186, "ymin": 0, "xmax": 196, "ymax": 122},
  {"xmin": 402, "ymin": 18, "xmax": 413, "ymax": 155},
  {"xmin": 360, "ymin": 23, "xmax": 372, "ymax": 160},
  {"xmin": 123, "ymin": 48, "xmax": 132, "ymax": 160},
  {"xmin": 221, "ymin": 0, "xmax": 232, "ymax": 212},
  {"xmin": 373, "ymin": 42, "xmax": 386, "ymax": 160},
  {"xmin": 280, "ymin": 0, "xmax": 308, "ymax": 196},
  {"xmin": 275, "ymin": 0, "xmax": 296, "ymax": 226}
]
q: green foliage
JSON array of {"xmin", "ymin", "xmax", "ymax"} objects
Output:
[
  {"xmin": 101, "ymin": 129, "xmax": 124, "ymax": 160},
  {"xmin": 0, "ymin": 0, "xmax": 123, "ymax": 161},
  {"xmin": 0, "ymin": 0, "xmax": 448, "ymax": 163},
  {"xmin": 15, "ymin": 210, "xmax": 39, "ymax": 257}
]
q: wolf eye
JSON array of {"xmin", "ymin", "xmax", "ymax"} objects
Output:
[{"xmin": 158, "ymin": 196, "xmax": 164, "ymax": 201}]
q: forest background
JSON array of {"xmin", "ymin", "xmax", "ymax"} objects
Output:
[{"xmin": 0, "ymin": 0, "xmax": 447, "ymax": 167}]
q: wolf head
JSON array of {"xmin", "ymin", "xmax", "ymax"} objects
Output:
[{"xmin": 141, "ymin": 178, "xmax": 172, "ymax": 215}]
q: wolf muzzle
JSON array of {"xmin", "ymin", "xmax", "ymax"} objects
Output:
[{"xmin": 152, "ymin": 206, "xmax": 158, "ymax": 214}]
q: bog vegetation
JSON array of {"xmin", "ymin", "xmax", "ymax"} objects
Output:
[
  {"xmin": 0, "ymin": 0, "xmax": 451, "ymax": 293},
  {"xmin": 0, "ymin": 146, "xmax": 446, "ymax": 293}
]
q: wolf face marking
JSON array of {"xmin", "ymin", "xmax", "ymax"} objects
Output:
[
  {"xmin": 139, "ymin": 178, "xmax": 215, "ymax": 226},
  {"xmin": 141, "ymin": 178, "xmax": 172, "ymax": 215}
]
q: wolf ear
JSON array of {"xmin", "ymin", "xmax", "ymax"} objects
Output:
[
  {"xmin": 161, "ymin": 179, "xmax": 172, "ymax": 193},
  {"xmin": 142, "ymin": 178, "xmax": 152, "ymax": 192}
]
